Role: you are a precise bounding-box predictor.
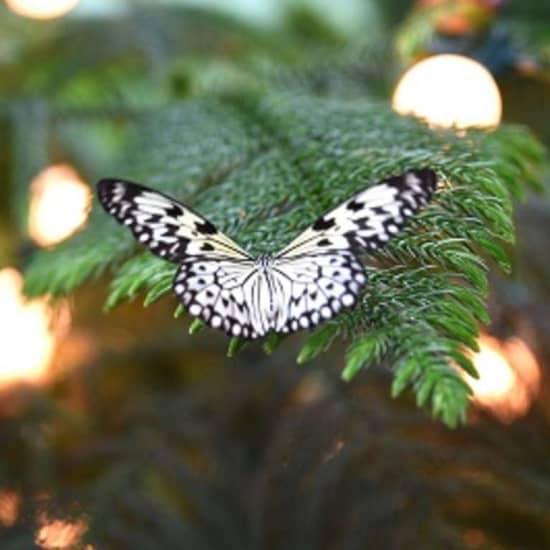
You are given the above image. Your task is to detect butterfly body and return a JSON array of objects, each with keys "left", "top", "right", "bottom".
[{"left": 97, "top": 169, "right": 437, "bottom": 340}]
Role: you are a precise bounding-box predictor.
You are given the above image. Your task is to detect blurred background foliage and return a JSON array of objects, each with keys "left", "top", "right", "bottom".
[{"left": 1, "top": 0, "right": 550, "bottom": 548}]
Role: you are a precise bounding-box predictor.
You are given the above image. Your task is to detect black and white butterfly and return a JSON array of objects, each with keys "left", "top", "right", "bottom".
[{"left": 97, "top": 169, "right": 436, "bottom": 339}]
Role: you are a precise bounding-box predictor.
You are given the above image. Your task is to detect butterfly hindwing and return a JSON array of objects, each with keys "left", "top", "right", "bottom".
[
  {"left": 271, "top": 251, "right": 367, "bottom": 333},
  {"left": 97, "top": 178, "right": 250, "bottom": 263},
  {"left": 173, "top": 257, "right": 263, "bottom": 339},
  {"left": 172, "top": 251, "right": 367, "bottom": 339}
]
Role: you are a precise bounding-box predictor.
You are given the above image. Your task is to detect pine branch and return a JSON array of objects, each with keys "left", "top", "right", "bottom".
[{"left": 23, "top": 92, "right": 547, "bottom": 427}]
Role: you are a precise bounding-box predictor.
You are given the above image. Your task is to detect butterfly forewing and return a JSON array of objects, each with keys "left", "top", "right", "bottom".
[
  {"left": 97, "top": 179, "right": 250, "bottom": 263},
  {"left": 277, "top": 168, "right": 437, "bottom": 258}
]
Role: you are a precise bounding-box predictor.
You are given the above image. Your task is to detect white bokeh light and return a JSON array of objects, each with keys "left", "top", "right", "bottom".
[
  {"left": 4, "top": 0, "right": 80, "bottom": 19},
  {"left": 465, "top": 334, "right": 540, "bottom": 423},
  {"left": 392, "top": 54, "right": 502, "bottom": 130},
  {"left": 28, "top": 164, "right": 91, "bottom": 248},
  {"left": 0, "top": 268, "right": 70, "bottom": 387}
]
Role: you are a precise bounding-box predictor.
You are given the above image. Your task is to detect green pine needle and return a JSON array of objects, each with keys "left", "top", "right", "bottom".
[{"left": 23, "top": 92, "right": 547, "bottom": 427}]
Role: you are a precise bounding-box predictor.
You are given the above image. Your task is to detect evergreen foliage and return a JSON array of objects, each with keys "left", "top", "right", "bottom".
[
  {"left": 0, "top": 2, "right": 541, "bottom": 427},
  {"left": 23, "top": 88, "right": 547, "bottom": 427}
]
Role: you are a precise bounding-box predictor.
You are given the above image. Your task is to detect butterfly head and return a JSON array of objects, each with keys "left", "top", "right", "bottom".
[{"left": 255, "top": 254, "right": 274, "bottom": 270}]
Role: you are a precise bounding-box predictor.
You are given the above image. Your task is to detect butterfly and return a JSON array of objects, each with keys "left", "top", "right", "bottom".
[{"left": 97, "top": 168, "right": 437, "bottom": 339}]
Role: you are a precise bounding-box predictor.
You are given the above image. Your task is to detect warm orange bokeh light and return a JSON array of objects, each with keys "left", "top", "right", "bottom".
[
  {"left": 36, "top": 516, "right": 88, "bottom": 550},
  {"left": 466, "top": 334, "right": 541, "bottom": 423},
  {"left": 0, "top": 491, "right": 20, "bottom": 527},
  {"left": 392, "top": 54, "right": 502, "bottom": 129},
  {"left": 4, "top": 0, "right": 80, "bottom": 19},
  {"left": 0, "top": 268, "right": 70, "bottom": 387},
  {"left": 418, "top": 0, "right": 497, "bottom": 35},
  {"left": 28, "top": 164, "right": 91, "bottom": 248}
]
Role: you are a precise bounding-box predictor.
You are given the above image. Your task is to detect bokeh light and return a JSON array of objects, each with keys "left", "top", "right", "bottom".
[
  {"left": 0, "top": 267, "right": 70, "bottom": 388},
  {"left": 465, "top": 333, "right": 541, "bottom": 423},
  {"left": 392, "top": 54, "right": 502, "bottom": 129},
  {"left": 0, "top": 492, "right": 19, "bottom": 527},
  {"left": 28, "top": 164, "right": 91, "bottom": 248},
  {"left": 4, "top": 0, "right": 80, "bottom": 19},
  {"left": 35, "top": 515, "right": 89, "bottom": 549}
]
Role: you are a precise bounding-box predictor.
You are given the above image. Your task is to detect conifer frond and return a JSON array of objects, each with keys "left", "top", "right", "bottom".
[{"left": 24, "top": 92, "right": 547, "bottom": 426}]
